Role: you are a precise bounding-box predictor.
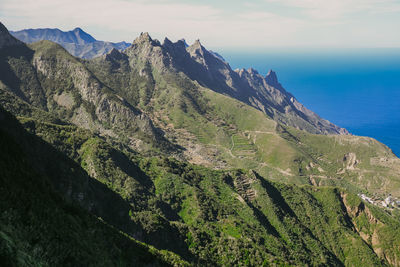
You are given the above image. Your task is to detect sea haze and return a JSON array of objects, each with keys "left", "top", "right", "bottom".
[{"left": 220, "top": 48, "right": 400, "bottom": 156}]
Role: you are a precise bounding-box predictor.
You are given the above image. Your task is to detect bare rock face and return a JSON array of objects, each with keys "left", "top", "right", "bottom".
[
  {"left": 340, "top": 192, "right": 400, "bottom": 266},
  {"left": 343, "top": 152, "right": 359, "bottom": 170},
  {"left": 125, "top": 32, "right": 166, "bottom": 72},
  {"left": 265, "top": 69, "right": 279, "bottom": 87},
  {"left": 0, "top": 25, "right": 172, "bottom": 152},
  {"left": 234, "top": 67, "right": 348, "bottom": 135},
  {"left": 31, "top": 43, "right": 169, "bottom": 148}
]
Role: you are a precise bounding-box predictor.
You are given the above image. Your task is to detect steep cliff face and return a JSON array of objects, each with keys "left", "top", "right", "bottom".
[
  {"left": 236, "top": 67, "right": 349, "bottom": 134},
  {"left": 341, "top": 193, "right": 400, "bottom": 266},
  {"left": 0, "top": 32, "right": 174, "bottom": 152}
]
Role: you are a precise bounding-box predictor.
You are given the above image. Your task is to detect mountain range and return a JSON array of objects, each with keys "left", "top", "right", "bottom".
[
  {"left": 1, "top": 22, "right": 400, "bottom": 266},
  {"left": 10, "top": 27, "right": 130, "bottom": 59}
]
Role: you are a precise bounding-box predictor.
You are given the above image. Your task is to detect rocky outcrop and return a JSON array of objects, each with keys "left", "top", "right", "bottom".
[
  {"left": 30, "top": 41, "right": 170, "bottom": 148},
  {"left": 234, "top": 173, "right": 256, "bottom": 201},
  {"left": 265, "top": 69, "right": 279, "bottom": 88},
  {"left": 343, "top": 152, "right": 359, "bottom": 170},
  {"left": 341, "top": 193, "right": 400, "bottom": 266},
  {"left": 0, "top": 24, "right": 172, "bottom": 152}
]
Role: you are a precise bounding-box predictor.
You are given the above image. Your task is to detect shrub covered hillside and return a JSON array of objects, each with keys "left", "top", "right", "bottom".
[
  {"left": 0, "top": 106, "right": 186, "bottom": 266},
  {"left": 2, "top": 106, "right": 400, "bottom": 266}
]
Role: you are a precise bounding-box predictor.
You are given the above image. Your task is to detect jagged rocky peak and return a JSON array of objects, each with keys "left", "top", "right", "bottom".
[
  {"left": 174, "top": 39, "right": 188, "bottom": 49},
  {"left": 192, "top": 39, "right": 202, "bottom": 47},
  {"left": 105, "top": 47, "right": 126, "bottom": 61},
  {"left": 235, "top": 68, "right": 247, "bottom": 77},
  {"left": 132, "top": 32, "right": 156, "bottom": 45},
  {"left": 187, "top": 39, "right": 204, "bottom": 53},
  {"left": 108, "top": 47, "right": 120, "bottom": 55},
  {"left": 234, "top": 67, "right": 258, "bottom": 78},
  {"left": 162, "top": 37, "right": 173, "bottom": 46},
  {"left": 137, "top": 32, "right": 152, "bottom": 42},
  {"left": 179, "top": 38, "right": 189, "bottom": 47},
  {"left": 128, "top": 32, "right": 163, "bottom": 55},
  {"left": 186, "top": 39, "right": 209, "bottom": 65},
  {"left": 265, "top": 69, "right": 279, "bottom": 86},
  {"left": 70, "top": 27, "right": 96, "bottom": 44},
  {"left": 162, "top": 37, "right": 187, "bottom": 53},
  {"left": 73, "top": 27, "right": 83, "bottom": 32},
  {"left": 0, "top": 22, "right": 23, "bottom": 49},
  {"left": 247, "top": 68, "right": 259, "bottom": 75}
]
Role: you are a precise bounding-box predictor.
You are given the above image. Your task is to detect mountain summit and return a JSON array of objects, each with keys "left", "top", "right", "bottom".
[
  {"left": 71, "top": 27, "right": 97, "bottom": 44},
  {"left": 265, "top": 69, "right": 279, "bottom": 87}
]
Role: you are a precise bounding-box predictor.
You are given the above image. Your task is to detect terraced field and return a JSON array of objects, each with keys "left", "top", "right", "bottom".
[{"left": 231, "top": 134, "right": 257, "bottom": 157}]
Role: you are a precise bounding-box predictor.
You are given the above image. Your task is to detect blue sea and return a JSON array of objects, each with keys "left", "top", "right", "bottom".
[{"left": 220, "top": 48, "right": 400, "bottom": 156}]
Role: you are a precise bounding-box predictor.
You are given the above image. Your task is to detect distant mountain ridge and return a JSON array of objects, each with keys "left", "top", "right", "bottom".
[
  {"left": 11, "top": 27, "right": 96, "bottom": 44},
  {"left": 11, "top": 27, "right": 130, "bottom": 58}
]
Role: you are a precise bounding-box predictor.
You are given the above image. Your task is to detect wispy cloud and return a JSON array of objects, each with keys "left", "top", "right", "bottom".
[
  {"left": 0, "top": 0, "right": 306, "bottom": 46},
  {"left": 1, "top": 0, "right": 400, "bottom": 48},
  {"left": 264, "top": 0, "right": 400, "bottom": 20},
  {"left": 0, "top": 0, "right": 220, "bottom": 42}
]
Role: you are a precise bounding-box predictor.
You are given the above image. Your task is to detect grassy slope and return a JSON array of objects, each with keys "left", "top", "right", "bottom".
[
  {"left": 143, "top": 69, "right": 400, "bottom": 198},
  {"left": 279, "top": 126, "right": 400, "bottom": 196}
]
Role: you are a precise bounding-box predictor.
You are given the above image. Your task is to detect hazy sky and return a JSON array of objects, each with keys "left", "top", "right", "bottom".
[{"left": 1, "top": 0, "right": 400, "bottom": 49}]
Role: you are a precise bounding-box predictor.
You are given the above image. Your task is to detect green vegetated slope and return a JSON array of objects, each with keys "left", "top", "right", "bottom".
[
  {"left": 1, "top": 22, "right": 400, "bottom": 266},
  {"left": 278, "top": 126, "right": 400, "bottom": 196},
  {"left": 0, "top": 107, "right": 186, "bottom": 266},
  {"left": 7, "top": 110, "right": 400, "bottom": 266},
  {"left": 87, "top": 43, "right": 400, "bottom": 199}
]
